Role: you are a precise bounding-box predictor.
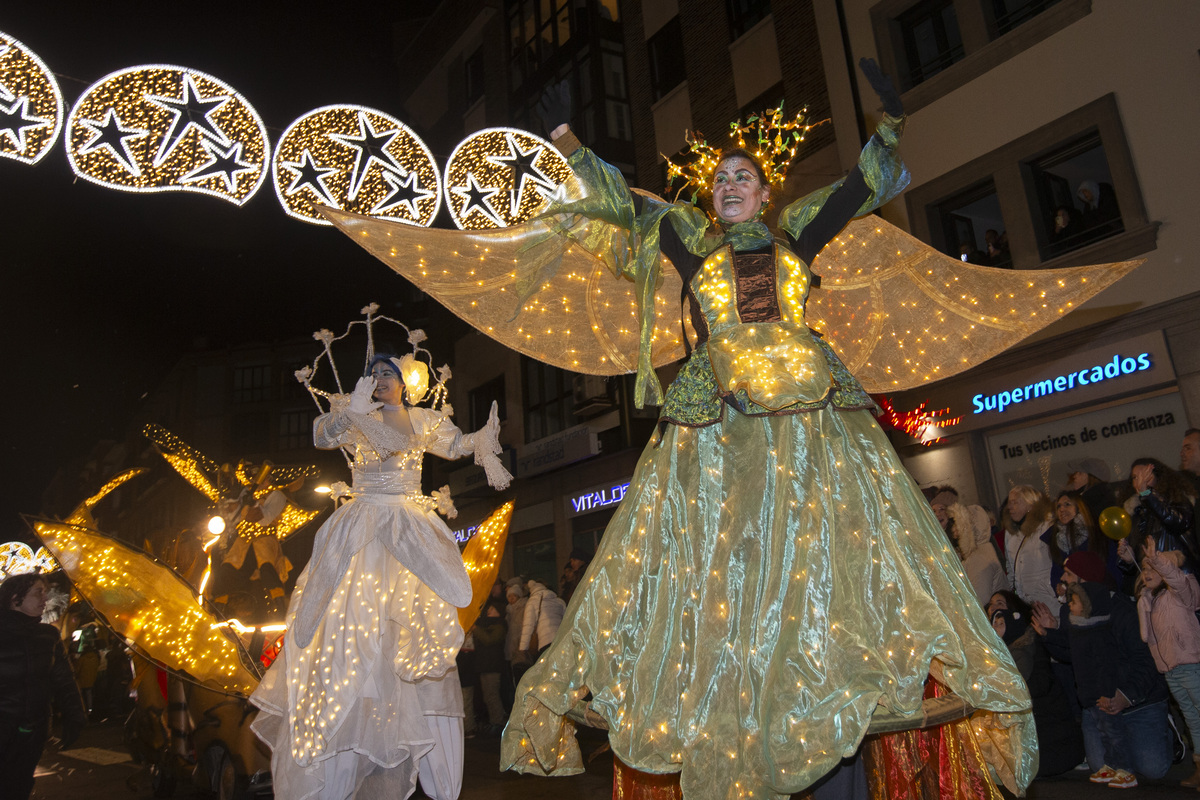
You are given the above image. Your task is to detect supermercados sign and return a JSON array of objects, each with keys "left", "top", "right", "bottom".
[
  {"left": 972, "top": 352, "right": 1154, "bottom": 414},
  {"left": 906, "top": 331, "right": 1176, "bottom": 435}
]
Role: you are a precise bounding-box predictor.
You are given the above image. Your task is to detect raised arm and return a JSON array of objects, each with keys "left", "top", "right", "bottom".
[{"left": 779, "top": 58, "right": 908, "bottom": 263}]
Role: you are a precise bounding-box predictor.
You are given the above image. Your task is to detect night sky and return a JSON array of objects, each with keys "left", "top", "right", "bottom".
[{"left": 0, "top": 3, "right": 435, "bottom": 537}]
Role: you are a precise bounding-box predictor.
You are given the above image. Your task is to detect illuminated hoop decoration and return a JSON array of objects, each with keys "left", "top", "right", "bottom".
[
  {"left": 297, "top": 303, "right": 452, "bottom": 443},
  {"left": 0, "top": 541, "right": 58, "bottom": 578},
  {"left": 0, "top": 30, "right": 64, "bottom": 165},
  {"left": 64, "top": 65, "right": 269, "bottom": 205},
  {"left": 273, "top": 105, "right": 442, "bottom": 227},
  {"left": 442, "top": 127, "right": 572, "bottom": 229}
]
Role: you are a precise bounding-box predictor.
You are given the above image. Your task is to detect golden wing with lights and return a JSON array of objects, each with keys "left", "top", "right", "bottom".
[
  {"left": 458, "top": 500, "right": 514, "bottom": 633},
  {"left": 326, "top": 207, "right": 1138, "bottom": 393},
  {"left": 31, "top": 518, "right": 262, "bottom": 696},
  {"left": 323, "top": 207, "right": 690, "bottom": 376},
  {"left": 806, "top": 217, "right": 1141, "bottom": 392}
]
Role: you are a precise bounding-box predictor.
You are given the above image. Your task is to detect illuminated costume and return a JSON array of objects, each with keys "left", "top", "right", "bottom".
[
  {"left": 250, "top": 320, "right": 511, "bottom": 800},
  {"left": 318, "top": 109, "right": 1138, "bottom": 800}
]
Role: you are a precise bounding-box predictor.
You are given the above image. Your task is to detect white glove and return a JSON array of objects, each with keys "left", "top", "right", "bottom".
[{"left": 349, "top": 376, "right": 383, "bottom": 414}]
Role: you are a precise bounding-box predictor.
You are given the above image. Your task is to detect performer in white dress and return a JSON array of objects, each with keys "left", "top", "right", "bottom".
[{"left": 251, "top": 314, "right": 510, "bottom": 800}]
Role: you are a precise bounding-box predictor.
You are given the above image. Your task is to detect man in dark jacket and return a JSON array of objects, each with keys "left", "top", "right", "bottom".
[
  {"left": 0, "top": 574, "right": 87, "bottom": 799},
  {"left": 1033, "top": 581, "right": 1171, "bottom": 788}
]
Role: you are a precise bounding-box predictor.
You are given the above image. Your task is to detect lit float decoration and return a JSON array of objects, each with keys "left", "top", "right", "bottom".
[
  {"left": 0, "top": 30, "right": 63, "bottom": 165},
  {"left": 273, "top": 105, "right": 442, "bottom": 226},
  {"left": 443, "top": 127, "right": 572, "bottom": 229},
  {"left": 875, "top": 396, "right": 962, "bottom": 446},
  {"left": 143, "top": 423, "right": 320, "bottom": 614},
  {"left": 458, "top": 499, "right": 515, "bottom": 631},
  {"left": 65, "top": 65, "right": 269, "bottom": 204}
]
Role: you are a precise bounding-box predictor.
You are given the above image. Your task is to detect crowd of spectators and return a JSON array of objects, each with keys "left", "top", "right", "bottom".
[{"left": 925, "top": 427, "right": 1200, "bottom": 790}]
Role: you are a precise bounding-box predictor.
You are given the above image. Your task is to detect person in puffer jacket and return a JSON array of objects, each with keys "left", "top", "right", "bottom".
[
  {"left": 1033, "top": 580, "right": 1171, "bottom": 789},
  {"left": 947, "top": 501, "right": 1008, "bottom": 607},
  {"left": 518, "top": 580, "right": 566, "bottom": 661},
  {"left": 1136, "top": 539, "right": 1200, "bottom": 788},
  {"left": 0, "top": 574, "right": 87, "bottom": 800}
]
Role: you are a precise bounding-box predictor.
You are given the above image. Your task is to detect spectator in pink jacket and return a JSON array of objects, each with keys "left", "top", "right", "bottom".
[{"left": 1137, "top": 538, "right": 1200, "bottom": 789}]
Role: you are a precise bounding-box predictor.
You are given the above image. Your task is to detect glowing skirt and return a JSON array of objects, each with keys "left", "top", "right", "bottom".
[
  {"left": 250, "top": 500, "right": 464, "bottom": 800},
  {"left": 500, "top": 407, "right": 1036, "bottom": 800}
]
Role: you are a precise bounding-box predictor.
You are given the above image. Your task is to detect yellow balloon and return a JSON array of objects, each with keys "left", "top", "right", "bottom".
[{"left": 1098, "top": 506, "right": 1132, "bottom": 540}]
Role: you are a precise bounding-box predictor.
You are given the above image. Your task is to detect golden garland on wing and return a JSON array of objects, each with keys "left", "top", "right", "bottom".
[
  {"left": 664, "top": 102, "right": 829, "bottom": 203},
  {"left": 64, "top": 65, "right": 268, "bottom": 204},
  {"left": 458, "top": 500, "right": 515, "bottom": 632},
  {"left": 0, "top": 30, "right": 64, "bottom": 165}
]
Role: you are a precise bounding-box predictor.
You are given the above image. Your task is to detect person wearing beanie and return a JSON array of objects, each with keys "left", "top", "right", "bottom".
[{"left": 1063, "top": 551, "right": 1108, "bottom": 586}]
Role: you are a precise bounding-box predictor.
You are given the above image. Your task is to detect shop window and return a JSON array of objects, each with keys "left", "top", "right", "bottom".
[
  {"left": 906, "top": 95, "right": 1155, "bottom": 271},
  {"left": 1027, "top": 132, "right": 1122, "bottom": 260},
  {"left": 647, "top": 16, "right": 686, "bottom": 102},
  {"left": 233, "top": 364, "right": 271, "bottom": 403},
  {"left": 897, "top": 0, "right": 964, "bottom": 88},
  {"left": 469, "top": 375, "right": 507, "bottom": 431},
  {"left": 278, "top": 408, "right": 317, "bottom": 451},
  {"left": 596, "top": 0, "right": 619, "bottom": 22},
  {"left": 871, "top": 0, "right": 1090, "bottom": 109},
  {"left": 522, "top": 357, "right": 577, "bottom": 443},
  {"left": 934, "top": 180, "right": 1011, "bottom": 267},
  {"left": 727, "top": 0, "right": 772, "bottom": 41}
]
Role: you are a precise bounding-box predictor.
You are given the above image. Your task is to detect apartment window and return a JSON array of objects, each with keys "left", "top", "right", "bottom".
[
  {"left": 988, "top": 0, "right": 1062, "bottom": 37},
  {"left": 871, "top": 0, "right": 1090, "bottom": 109},
  {"left": 1028, "top": 133, "right": 1122, "bottom": 260},
  {"left": 278, "top": 408, "right": 317, "bottom": 451},
  {"left": 646, "top": 16, "right": 686, "bottom": 102},
  {"left": 906, "top": 95, "right": 1155, "bottom": 271},
  {"left": 934, "top": 180, "right": 1011, "bottom": 267},
  {"left": 523, "top": 357, "right": 576, "bottom": 443},
  {"left": 233, "top": 364, "right": 271, "bottom": 403},
  {"left": 465, "top": 48, "right": 485, "bottom": 105},
  {"left": 469, "top": 375, "right": 507, "bottom": 431},
  {"left": 897, "top": 0, "right": 964, "bottom": 87},
  {"left": 727, "top": 0, "right": 772, "bottom": 41}
]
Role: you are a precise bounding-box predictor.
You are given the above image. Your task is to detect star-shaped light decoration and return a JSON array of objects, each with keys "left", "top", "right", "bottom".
[
  {"left": 0, "top": 30, "right": 64, "bottom": 165},
  {"left": 76, "top": 108, "right": 147, "bottom": 175},
  {"left": 281, "top": 148, "right": 336, "bottom": 204},
  {"left": 272, "top": 104, "right": 442, "bottom": 226},
  {"left": 373, "top": 168, "right": 435, "bottom": 218},
  {"left": 443, "top": 127, "right": 572, "bottom": 229},
  {"left": 65, "top": 65, "right": 269, "bottom": 205}
]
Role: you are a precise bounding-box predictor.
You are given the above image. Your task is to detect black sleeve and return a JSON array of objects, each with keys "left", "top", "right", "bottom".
[{"left": 787, "top": 165, "right": 872, "bottom": 265}]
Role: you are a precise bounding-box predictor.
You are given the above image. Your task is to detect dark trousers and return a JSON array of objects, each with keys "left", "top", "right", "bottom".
[{"left": 0, "top": 719, "right": 49, "bottom": 800}]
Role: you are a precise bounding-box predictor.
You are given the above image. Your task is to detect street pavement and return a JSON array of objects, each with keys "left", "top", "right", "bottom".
[{"left": 29, "top": 716, "right": 1199, "bottom": 798}]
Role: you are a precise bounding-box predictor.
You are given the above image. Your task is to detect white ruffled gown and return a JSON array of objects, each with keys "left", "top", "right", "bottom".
[{"left": 250, "top": 402, "right": 501, "bottom": 800}]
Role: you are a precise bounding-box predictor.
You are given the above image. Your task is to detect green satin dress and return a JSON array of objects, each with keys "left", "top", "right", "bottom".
[{"left": 500, "top": 120, "right": 1036, "bottom": 800}]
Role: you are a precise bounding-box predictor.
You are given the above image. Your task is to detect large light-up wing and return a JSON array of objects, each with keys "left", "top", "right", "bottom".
[
  {"left": 31, "top": 519, "right": 261, "bottom": 696},
  {"left": 323, "top": 207, "right": 690, "bottom": 376},
  {"left": 807, "top": 217, "right": 1141, "bottom": 393},
  {"left": 458, "top": 500, "right": 514, "bottom": 633}
]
